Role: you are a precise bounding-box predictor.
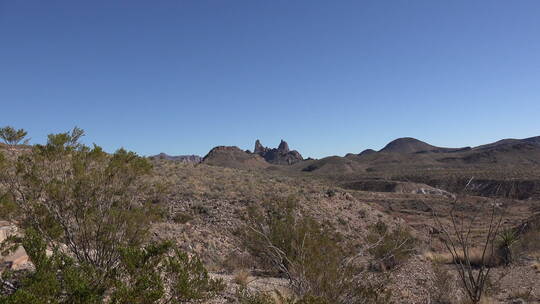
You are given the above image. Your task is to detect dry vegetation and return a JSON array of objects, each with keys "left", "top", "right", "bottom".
[
  {"left": 149, "top": 159, "right": 330, "bottom": 201},
  {"left": 1, "top": 128, "right": 540, "bottom": 303},
  {"left": 115, "top": 158, "right": 540, "bottom": 303}
]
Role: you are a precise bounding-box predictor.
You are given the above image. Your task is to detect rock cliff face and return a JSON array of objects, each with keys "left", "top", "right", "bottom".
[
  {"left": 254, "top": 140, "right": 266, "bottom": 154},
  {"left": 253, "top": 139, "right": 303, "bottom": 165}
]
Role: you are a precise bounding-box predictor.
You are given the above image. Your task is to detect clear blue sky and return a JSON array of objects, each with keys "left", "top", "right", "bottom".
[{"left": 1, "top": 1, "right": 539, "bottom": 158}]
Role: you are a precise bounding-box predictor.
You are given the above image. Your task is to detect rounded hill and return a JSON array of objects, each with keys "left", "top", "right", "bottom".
[
  {"left": 202, "top": 146, "right": 269, "bottom": 169},
  {"left": 379, "top": 137, "right": 437, "bottom": 154}
]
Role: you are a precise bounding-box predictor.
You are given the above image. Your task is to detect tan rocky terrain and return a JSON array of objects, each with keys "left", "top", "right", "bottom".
[
  {"left": 2, "top": 137, "right": 540, "bottom": 303},
  {"left": 144, "top": 161, "right": 540, "bottom": 303}
]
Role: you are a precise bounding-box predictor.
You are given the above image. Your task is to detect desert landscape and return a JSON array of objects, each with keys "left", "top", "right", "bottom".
[
  {"left": 1, "top": 129, "right": 539, "bottom": 303},
  {"left": 2, "top": 1, "right": 539, "bottom": 303}
]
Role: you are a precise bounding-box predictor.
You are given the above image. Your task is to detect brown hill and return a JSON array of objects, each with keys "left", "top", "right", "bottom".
[
  {"left": 358, "top": 149, "right": 377, "bottom": 156},
  {"left": 282, "top": 135, "right": 540, "bottom": 199},
  {"left": 379, "top": 137, "right": 438, "bottom": 153},
  {"left": 475, "top": 136, "right": 540, "bottom": 150},
  {"left": 202, "top": 146, "right": 269, "bottom": 169},
  {"left": 379, "top": 137, "right": 469, "bottom": 154}
]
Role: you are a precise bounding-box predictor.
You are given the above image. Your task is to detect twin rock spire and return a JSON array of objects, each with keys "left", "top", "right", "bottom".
[{"left": 253, "top": 139, "right": 302, "bottom": 165}]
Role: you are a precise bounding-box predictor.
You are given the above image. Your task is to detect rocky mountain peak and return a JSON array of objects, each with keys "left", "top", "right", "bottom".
[
  {"left": 254, "top": 139, "right": 266, "bottom": 154},
  {"left": 278, "top": 140, "right": 290, "bottom": 153},
  {"left": 252, "top": 139, "right": 303, "bottom": 165}
]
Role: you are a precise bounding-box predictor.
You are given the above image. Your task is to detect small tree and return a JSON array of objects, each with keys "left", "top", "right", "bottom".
[
  {"left": 0, "top": 126, "right": 28, "bottom": 146},
  {"left": 431, "top": 197, "right": 503, "bottom": 304},
  {"left": 1, "top": 127, "right": 154, "bottom": 280}
]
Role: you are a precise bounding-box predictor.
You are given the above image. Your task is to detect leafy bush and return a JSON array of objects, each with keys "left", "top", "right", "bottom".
[
  {"left": 0, "top": 230, "right": 224, "bottom": 304},
  {"left": 1, "top": 229, "right": 105, "bottom": 303},
  {"left": 0, "top": 193, "right": 18, "bottom": 221},
  {"left": 0, "top": 126, "right": 224, "bottom": 303},
  {"left": 0, "top": 127, "right": 158, "bottom": 278},
  {"left": 162, "top": 248, "right": 225, "bottom": 302}
]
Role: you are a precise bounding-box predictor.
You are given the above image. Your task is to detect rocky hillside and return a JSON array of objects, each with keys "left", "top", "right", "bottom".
[
  {"left": 146, "top": 160, "right": 540, "bottom": 303},
  {"left": 202, "top": 146, "right": 269, "bottom": 169},
  {"left": 2, "top": 141, "right": 539, "bottom": 303},
  {"left": 188, "top": 135, "right": 540, "bottom": 200},
  {"left": 283, "top": 136, "right": 540, "bottom": 200},
  {"left": 253, "top": 139, "right": 303, "bottom": 165},
  {"left": 474, "top": 135, "right": 540, "bottom": 150},
  {"left": 201, "top": 139, "right": 304, "bottom": 168}
]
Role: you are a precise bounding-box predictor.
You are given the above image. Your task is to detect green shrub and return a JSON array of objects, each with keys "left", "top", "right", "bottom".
[
  {"left": 497, "top": 228, "right": 518, "bottom": 265},
  {"left": 367, "top": 221, "right": 416, "bottom": 270},
  {"left": 1, "top": 229, "right": 105, "bottom": 304},
  {"left": 163, "top": 248, "right": 225, "bottom": 302},
  {"left": 0, "top": 193, "right": 17, "bottom": 221},
  {"left": 1, "top": 230, "right": 224, "bottom": 304},
  {"left": 241, "top": 197, "right": 391, "bottom": 304},
  {"left": 0, "top": 126, "right": 224, "bottom": 304}
]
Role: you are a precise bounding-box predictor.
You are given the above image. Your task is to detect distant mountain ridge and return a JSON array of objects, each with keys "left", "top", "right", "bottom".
[
  {"left": 474, "top": 136, "right": 540, "bottom": 150},
  {"left": 150, "top": 153, "right": 202, "bottom": 163},
  {"left": 358, "top": 135, "right": 540, "bottom": 155},
  {"left": 150, "top": 134, "right": 540, "bottom": 200},
  {"left": 201, "top": 139, "right": 303, "bottom": 168},
  {"left": 151, "top": 135, "right": 540, "bottom": 168},
  {"left": 298, "top": 135, "right": 540, "bottom": 177}
]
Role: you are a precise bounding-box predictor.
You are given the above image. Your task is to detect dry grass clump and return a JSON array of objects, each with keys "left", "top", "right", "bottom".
[
  {"left": 473, "top": 297, "right": 496, "bottom": 304},
  {"left": 172, "top": 212, "right": 193, "bottom": 224},
  {"left": 430, "top": 263, "right": 454, "bottom": 304},
  {"left": 423, "top": 251, "right": 450, "bottom": 264},
  {"left": 235, "top": 288, "right": 296, "bottom": 304},
  {"left": 508, "top": 287, "right": 535, "bottom": 302},
  {"left": 424, "top": 248, "right": 502, "bottom": 268},
  {"left": 366, "top": 221, "right": 417, "bottom": 270},
  {"left": 233, "top": 269, "right": 251, "bottom": 287}
]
